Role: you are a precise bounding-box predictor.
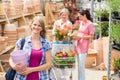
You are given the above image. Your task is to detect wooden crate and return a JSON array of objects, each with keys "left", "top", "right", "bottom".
[{"left": 4, "top": 24, "right": 17, "bottom": 31}]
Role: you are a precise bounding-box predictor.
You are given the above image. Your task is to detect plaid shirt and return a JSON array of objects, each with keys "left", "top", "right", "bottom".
[{"left": 14, "top": 36, "right": 51, "bottom": 80}]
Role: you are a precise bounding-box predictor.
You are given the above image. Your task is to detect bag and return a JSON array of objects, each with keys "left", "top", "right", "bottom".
[
  {"left": 5, "top": 68, "right": 16, "bottom": 80},
  {"left": 5, "top": 38, "right": 25, "bottom": 80}
]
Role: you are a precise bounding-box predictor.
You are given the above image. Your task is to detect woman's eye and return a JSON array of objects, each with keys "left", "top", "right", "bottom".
[
  {"left": 33, "top": 24, "right": 37, "bottom": 26},
  {"left": 38, "top": 25, "right": 41, "bottom": 27}
]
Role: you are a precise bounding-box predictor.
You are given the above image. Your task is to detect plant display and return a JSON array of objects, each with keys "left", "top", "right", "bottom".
[
  {"left": 112, "top": 57, "right": 120, "bottom": 74},
  {"left": 110, "top": 23, "right": 120, "bottom": 51},
  {"left": 113, "top": 58, "right": 120, "bottom": 69},
  {"left": 107, "top": 0, "right": 120, "bottom": 12},
  {"left": 55, "top": 25, "right": 72, "bottom": 41},
  {"left": 55, "top": 50, "right": 76, "bottom": 58},
  {"left": 110, "top": 23, "right": 120, "bottom": 44},
  {"left": 96, "top": 22, "right": 109, "bottom": 38},
  {"left": 95, "top": 9, "right": 109, "bottom": 19},
  {"left": 53, "top": 50, "right": 76, "bottom": 66}
]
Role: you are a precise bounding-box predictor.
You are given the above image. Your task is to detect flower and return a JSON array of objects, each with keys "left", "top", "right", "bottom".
[{"left": 55, "top": 25, "right": 72, "bottom": 41}]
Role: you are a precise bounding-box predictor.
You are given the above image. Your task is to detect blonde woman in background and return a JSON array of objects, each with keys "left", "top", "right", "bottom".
[
  {"left": 9, "top": 16, "right": 52, "bottom": 80},
  {"left": 52, "top": 8, "right": 73, "bottom": 41},
  {"left": 51, "top": 8, "right": 73, "bottom": 80}
]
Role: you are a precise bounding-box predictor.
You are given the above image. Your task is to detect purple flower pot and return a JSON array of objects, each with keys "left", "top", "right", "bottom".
[{"left": 10, "top": 50, "right": 28, "bottom": 66}]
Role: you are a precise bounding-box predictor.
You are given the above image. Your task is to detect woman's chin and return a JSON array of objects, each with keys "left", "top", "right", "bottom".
[{"left": 32, "top": 31, "right": 40, "bottom": 34}]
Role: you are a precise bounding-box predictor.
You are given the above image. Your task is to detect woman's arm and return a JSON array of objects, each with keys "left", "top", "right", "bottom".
[
  {"left": 70, "top": 33, "right": 94, "bottom": 40},
  {"left": 78, "top": 34, "right": 94, "bottom": 39},
  {"left": 70, "top": 23, "right": 94, "bottom": 40}
]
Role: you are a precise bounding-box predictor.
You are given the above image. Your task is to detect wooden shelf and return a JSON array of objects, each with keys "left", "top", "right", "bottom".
[
  {"left": 0, "top": 45, "right": 14, "bottom": 55},
  {"left": 0, "top": 11, "right": 42, "bottom": 24},
  {"left": 24, "top": 13, "right": 34, "bottom": 17},
  {"left": 0, "top": 53, "right": 10, "bottom": 63},
  {"left": 8, "top": 15, "right": 22, "bottom": 20},
  {"left": 35, "top": 11, "right": 42, "bottom": 14},
  {"left": 0, "top": 19, "right": 7, "bottom": 23},
  {"left": 0, "top": 45, "right": 14, "bottom": 72}
]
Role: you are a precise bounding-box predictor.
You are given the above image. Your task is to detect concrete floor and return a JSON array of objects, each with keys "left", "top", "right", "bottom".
[
  {"left": 72, "top": 67, "right": 108, "bottom": 80},
  {"left": 86, "top": 68, "right": 107, "bottom": 80},
  {"left": 0, "top": 67, "right": 110, "bottom": 80},
  {"left": 50, "top": 66, "right": 109, "bottom": 80}
]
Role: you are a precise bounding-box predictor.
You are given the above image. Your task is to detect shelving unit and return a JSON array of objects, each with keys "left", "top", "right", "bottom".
[{"left": 0, "top": 11, "right": 42, "bottom": 24}]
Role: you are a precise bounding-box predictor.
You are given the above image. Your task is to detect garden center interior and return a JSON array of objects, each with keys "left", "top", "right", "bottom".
[{"left": 0, "top": 0, "right": 120, "bottom": 80}]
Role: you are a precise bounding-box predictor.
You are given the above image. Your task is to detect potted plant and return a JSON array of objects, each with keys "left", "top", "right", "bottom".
[
  {"left": 110, "top": 23, "right": 120, "bottom": 51},
  {"left": 113, "top": 58, "right": 120, "bottom": 74},
  {"left": 54, "top": 25, "right": 72, "bottom": 41},
  {"left": 95, "top": 9, "right": 109, "bottom": 21},
  {"left": 95, "top": 21, "right": 109, "bottom": 38},
  {"left": 106, "top": 0, "right": 120, "bottom": 20}
]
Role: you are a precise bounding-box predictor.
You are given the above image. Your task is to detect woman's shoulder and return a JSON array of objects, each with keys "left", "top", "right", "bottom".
[
  {"left": 41, "top": 37, "right": 52, "bottom": 49},
  {"left": 67, "top": 20, "right": 73, "bottom": 25},
  {"left": 55, "top": 19, "right": 61, "bottom": 23},
  {"left": 41, "top": 37, "right": 51, "bottom": 44},
  {"left": 16, "top": 36, "right": 31, "bottom": 44},
  {"left": 87, "top": 20, "right": 94, "bottom": 26}
]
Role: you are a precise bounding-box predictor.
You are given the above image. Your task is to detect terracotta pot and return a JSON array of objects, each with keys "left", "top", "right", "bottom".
[
  {"left": 93, "top": 38, "right": 103, "bottom": 65},
  {"left": 102, "top": 37, "right": 109, "bottom": 68},
  {"left": 113, "top": 66, "right": 118, "bottom": 74},
  {"left": 4, "top": 24, "right": 17, "bottom": 31}
]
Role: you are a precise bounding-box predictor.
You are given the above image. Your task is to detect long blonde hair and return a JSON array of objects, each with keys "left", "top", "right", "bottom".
[{"left": 30, "top": 16, "right": 46, "bottom": 38}]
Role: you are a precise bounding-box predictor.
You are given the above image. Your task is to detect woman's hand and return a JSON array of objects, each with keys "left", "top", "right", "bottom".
[
  {"left": 13, "top": 63, "right": 27, "bottom": 75},
  {"left": 70, "top": 31, "right": 80, "bottom": 40},
  {"left": 21, "top": 67, "right": 34, "bottom": 75},
  {"left": 71, "top": 35, "right": 79, "bottom": 40},
  {"left": 70, "top": 31, "right": 78, "bottom": 37}
]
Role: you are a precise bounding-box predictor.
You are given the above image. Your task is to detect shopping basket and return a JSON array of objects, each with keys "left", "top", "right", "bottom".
[{"left": 51, "top": 41, "right": 75, "bottom": 68}]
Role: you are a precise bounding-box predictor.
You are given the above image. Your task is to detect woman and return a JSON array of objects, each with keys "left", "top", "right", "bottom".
[
  {"left": 70, "top": 9, "right": 94, "bottom": 80},
  {"left": 51, "top": 8, "right": 73, "bottom": 80},
  {"left": 52, "top": 8, "right": 73, "bottom": 41},
  {"left": 9, "top": 16, "right": 52, "bottom": 80}
]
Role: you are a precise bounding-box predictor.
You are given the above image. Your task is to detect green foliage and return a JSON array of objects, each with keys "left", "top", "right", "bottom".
[
  {"left": 54, "top": 56, "right": 75, "bottom": 64},
  {"left": 55, "top": 30, "right": 67, "bottom": 40},
  {"left": 95, "top": 9, "right": 109, "bottom": 18},
  {"left": 96, "top": 22, "right": 109, "bottom": 37},
  {"left": 114, "top": 58, "right": 120, "bottom": 69},
  {"left": 107, "top": 0, "right": 120, "bottom": 12},
  {"left": 110, "top": 23, "right": 120, "bottom": 44}
]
